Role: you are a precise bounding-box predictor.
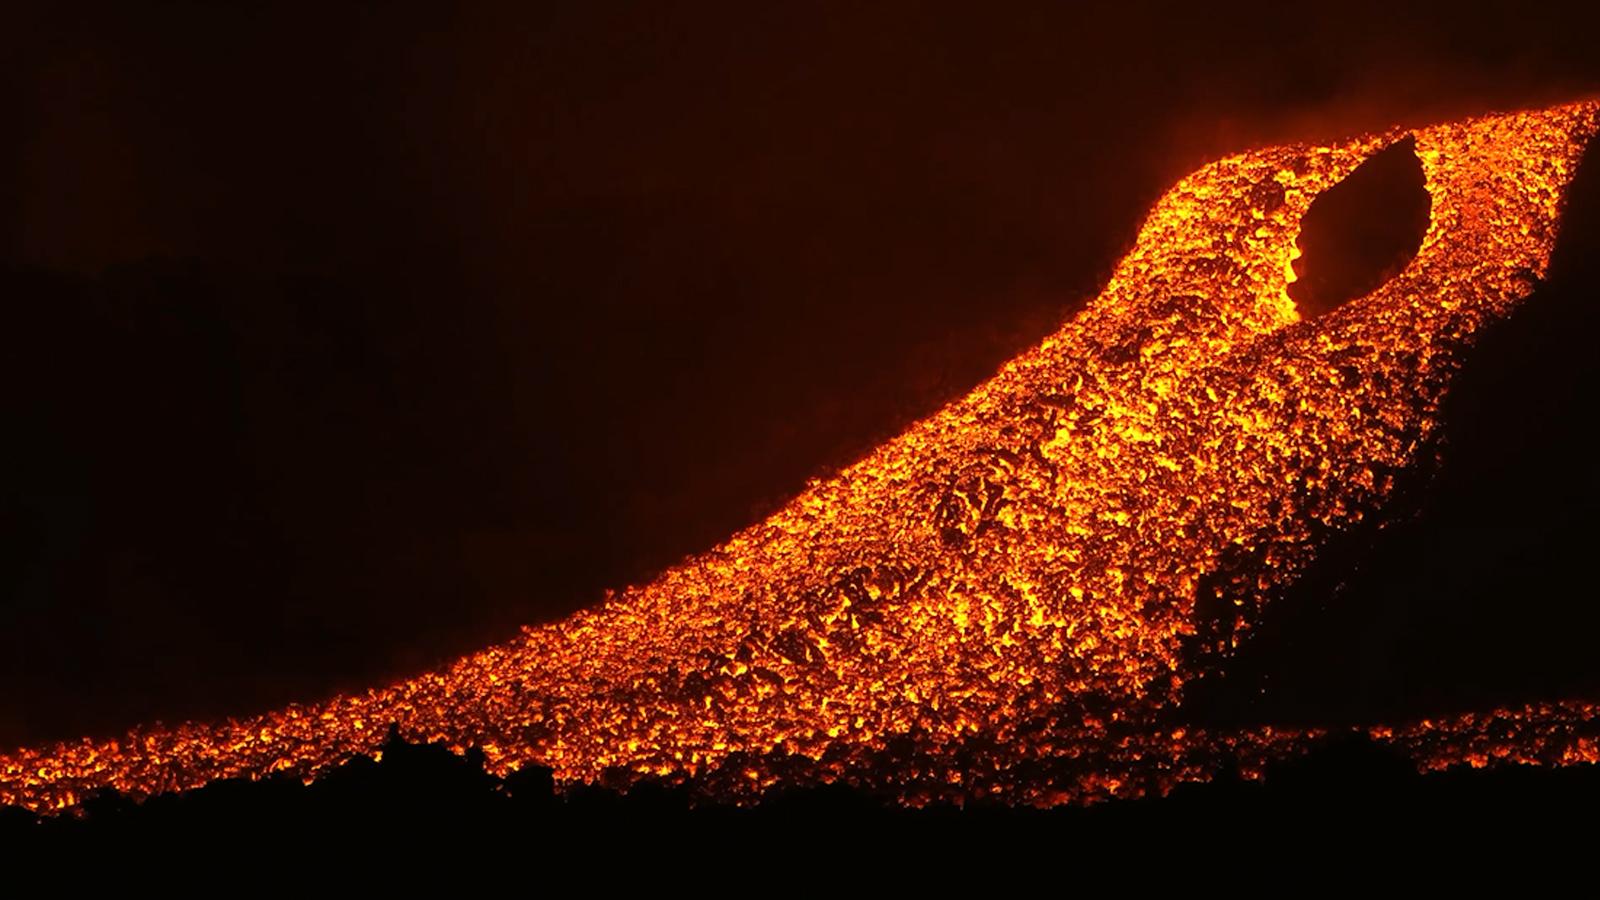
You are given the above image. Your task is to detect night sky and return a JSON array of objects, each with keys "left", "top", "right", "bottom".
[{"left": 6, "top": 2, "right": 1600, "bottom": 754}]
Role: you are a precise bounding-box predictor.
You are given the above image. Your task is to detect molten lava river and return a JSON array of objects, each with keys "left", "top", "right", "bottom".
[{"left": 7, "top": 100, "right": 1600, "bottom": 814}]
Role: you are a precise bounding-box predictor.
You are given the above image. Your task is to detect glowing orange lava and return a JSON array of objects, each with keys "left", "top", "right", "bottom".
[{"left": 6, "top": 100, "right": 1600, "bottom": 814}]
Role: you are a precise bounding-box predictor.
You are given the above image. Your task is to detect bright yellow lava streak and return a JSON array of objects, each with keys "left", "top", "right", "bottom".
[{"left": 5, "top": 100, "right": 1600, "bottom": 814}]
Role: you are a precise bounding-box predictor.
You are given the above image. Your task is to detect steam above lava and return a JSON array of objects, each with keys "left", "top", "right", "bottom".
[{"left": 5, "top": 100, "right": 1600, "bottom": 814}]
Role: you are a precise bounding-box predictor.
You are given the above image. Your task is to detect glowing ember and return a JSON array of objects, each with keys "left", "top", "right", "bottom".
[{"left": 6, "top": 100, "right": 1600, "bottom": 814}]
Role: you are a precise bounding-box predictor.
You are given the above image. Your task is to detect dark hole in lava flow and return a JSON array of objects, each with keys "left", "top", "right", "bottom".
[{"left": 1289, "top": 135, "right": 1432, "bottom": 317}]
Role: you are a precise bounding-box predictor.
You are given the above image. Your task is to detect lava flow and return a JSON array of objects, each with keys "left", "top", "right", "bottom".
[{"left": 6, "top": 100, "right": 1600, "bottom": 815}]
